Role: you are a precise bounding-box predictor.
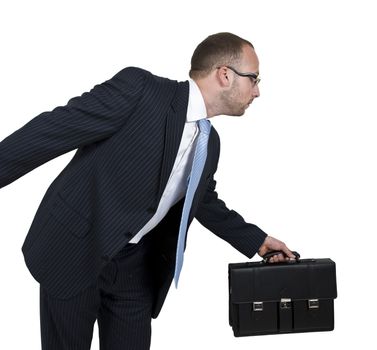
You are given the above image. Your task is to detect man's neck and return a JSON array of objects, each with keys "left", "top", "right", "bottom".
[{"left": 192, "top": 78, "right": 219, "bottom": 118}]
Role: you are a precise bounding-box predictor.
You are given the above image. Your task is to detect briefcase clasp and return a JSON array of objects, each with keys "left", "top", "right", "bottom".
[
  {"left": 280, "top": 298, "right": 292, "bottom": 309},
  {"left": 253, "top": 302, "right": 264, "bottom": 312},
  {"left": 308, "top": 299, "right": 320, "bottom": 309}
]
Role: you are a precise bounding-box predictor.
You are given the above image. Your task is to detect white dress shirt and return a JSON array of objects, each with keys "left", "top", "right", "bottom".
[{"left": 129, "top": 79, "right": 208, "bottom": 243}]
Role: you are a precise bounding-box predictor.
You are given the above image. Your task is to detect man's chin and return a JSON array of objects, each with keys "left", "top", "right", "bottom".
[
  {"left": 230, "top": 111, "right": 245, "bottom": 117},
  {"left": 237, "top": 105, "right": 249, "bottom": 116},
  {"left": 224, "top": 105, "right": 248, "bottom": 117}
]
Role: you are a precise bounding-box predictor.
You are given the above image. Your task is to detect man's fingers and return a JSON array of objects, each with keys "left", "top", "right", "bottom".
[
  {"left": 269, "top": 251, "right": 297, "bottom": 263},
  {"left": 269, "top": 253, "right": 285, "bottom": 263},
  {"left": 282, "top": 246, "right": 295, "bottom": 259},
  {"left": 262, "top": 236, "right": 296, "bottom": 262},
  {"left": 278, "top": 253, "right": 285, "bottom": 262}
]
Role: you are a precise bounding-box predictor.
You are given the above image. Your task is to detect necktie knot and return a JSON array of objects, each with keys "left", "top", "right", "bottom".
[{"left": 198, "top": 118, "right": 211, "bottom": 135}]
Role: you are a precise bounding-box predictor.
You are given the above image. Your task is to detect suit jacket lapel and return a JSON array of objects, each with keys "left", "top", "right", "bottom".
[{"left": 157, "top": 81, "right": 189, "bottom": 200}]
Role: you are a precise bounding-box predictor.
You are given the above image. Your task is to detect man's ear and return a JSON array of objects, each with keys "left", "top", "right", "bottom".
[{"left": 216, "top": 66, "right": 232, "bottom": 88}]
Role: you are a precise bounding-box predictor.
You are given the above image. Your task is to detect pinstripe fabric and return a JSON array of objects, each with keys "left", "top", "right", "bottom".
[
  {"left": 0, "top": 66, "right": 268, "bottom": 348},
  {"left": 40, "top": 231, "right": 156, "bottom": 350}
]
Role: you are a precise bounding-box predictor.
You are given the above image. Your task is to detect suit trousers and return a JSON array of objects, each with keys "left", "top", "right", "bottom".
[{"left": 39, "top": 233, "right": 156, "bottom": 350}]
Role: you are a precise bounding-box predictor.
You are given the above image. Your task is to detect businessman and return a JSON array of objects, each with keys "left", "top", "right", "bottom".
[{"left": 0, "top": 32, "right": 295, "bottom": 349}]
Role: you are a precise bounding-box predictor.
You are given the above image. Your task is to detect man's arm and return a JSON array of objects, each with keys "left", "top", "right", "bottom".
[
  {"left": 195, "top": 176, "right": 295, "bottom": 261},
  {"left": 195, "top": 176, "right": 267, "bottom": 258},
  {"left": 0, "top": 67, "right": 146, "bottom": 189}
]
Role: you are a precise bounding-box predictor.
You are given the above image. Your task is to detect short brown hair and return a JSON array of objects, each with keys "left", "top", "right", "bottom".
[{"left": 189, "top": 32, "right": 254, "bottom": 79}]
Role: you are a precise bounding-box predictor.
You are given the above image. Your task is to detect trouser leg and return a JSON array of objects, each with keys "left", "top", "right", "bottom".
[
  {"left": 39, "top": 234, "right": 156, "bottom": 350},
  {"left": 39, "top": 283, "right": 100, "bottom": 350},
  {"left": 97, "top": 237, "right": 155, "bottom": 350}
]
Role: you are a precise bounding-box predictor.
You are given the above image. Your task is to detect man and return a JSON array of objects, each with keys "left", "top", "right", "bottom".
[{"left": 0, "top": 32, "right": 295, "bottom": 349}]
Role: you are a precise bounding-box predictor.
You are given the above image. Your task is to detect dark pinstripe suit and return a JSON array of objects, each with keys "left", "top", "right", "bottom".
[{"left": 0, "top": 67, "right": 267, "bottom": 349}]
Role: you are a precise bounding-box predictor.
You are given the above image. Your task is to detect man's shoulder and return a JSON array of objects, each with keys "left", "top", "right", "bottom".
[
  {"left": 112, "top": 66, "right": 180, "bottom": 85},
  {"left": 115, "top": 66, "right": 151, "bottom": 76},
  {"left": 109, "top": 66, "right": 187, "bottom": 103},
  {"left": 109, "top": 66, "right": 151, "bottom": 85}
]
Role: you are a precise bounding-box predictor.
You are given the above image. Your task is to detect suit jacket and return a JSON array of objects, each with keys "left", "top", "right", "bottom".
[{"left": 0, "top": 67, "right": 267, "bottom": 318}]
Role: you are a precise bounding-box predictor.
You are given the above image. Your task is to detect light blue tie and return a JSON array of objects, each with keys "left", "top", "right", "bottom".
[{"left": 174, "top": 118, "right": 212, "bottom": 287}]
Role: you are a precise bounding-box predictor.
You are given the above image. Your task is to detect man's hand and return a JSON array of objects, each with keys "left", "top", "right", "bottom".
[{"left": 258, "top": 235, "right": 296, "bottom": 263}]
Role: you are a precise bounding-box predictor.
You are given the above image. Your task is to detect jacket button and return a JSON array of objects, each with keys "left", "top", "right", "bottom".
[{"left": 124, "top": 232, "right": 133, "bottom": 239}]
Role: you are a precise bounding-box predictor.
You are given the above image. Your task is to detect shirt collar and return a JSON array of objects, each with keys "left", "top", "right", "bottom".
[{"left": 186, "top": 79, "right": 208, "bottom": 122}]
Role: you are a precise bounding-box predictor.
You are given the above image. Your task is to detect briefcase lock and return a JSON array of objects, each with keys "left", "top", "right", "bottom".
[
  {"left": 280, "top": 298, "right": 292, "bottom": 309},
  {"left": 308, "top": 299, "right": 320, "bottom": 309},
  {"left": 253, "top": 302, "right": 264, "bottom": 312}
]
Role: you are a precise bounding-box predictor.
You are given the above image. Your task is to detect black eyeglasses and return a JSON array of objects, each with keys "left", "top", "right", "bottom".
[{"left": 218, "top": 66, "right": 261, "bottom": 87}]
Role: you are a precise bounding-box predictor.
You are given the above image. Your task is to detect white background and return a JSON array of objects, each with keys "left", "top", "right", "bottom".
[{"left": 1, "top": 0, "right": 376, "bottom": 348}]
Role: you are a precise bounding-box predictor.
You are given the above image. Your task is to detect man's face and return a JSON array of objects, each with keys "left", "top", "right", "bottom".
[{"left": 220, "top": 45, "right": 260, "bottom": 116}]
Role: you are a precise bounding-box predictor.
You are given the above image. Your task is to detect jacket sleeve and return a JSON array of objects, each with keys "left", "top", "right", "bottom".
[
  {"left": 0, "top": 66, "right": 146, "bottom": 188},
  {"left": 195, "top": 176, "right": 268, "bottom": 259}
]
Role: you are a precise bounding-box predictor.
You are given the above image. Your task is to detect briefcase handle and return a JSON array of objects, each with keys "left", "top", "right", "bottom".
[{"left": 262, "top": 250, "right": 301, "bottom": 263}]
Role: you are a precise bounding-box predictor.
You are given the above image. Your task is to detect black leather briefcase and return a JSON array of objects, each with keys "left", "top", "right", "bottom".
[{"left": 228, "top": 251, "right": 337, "bottom": 336}]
